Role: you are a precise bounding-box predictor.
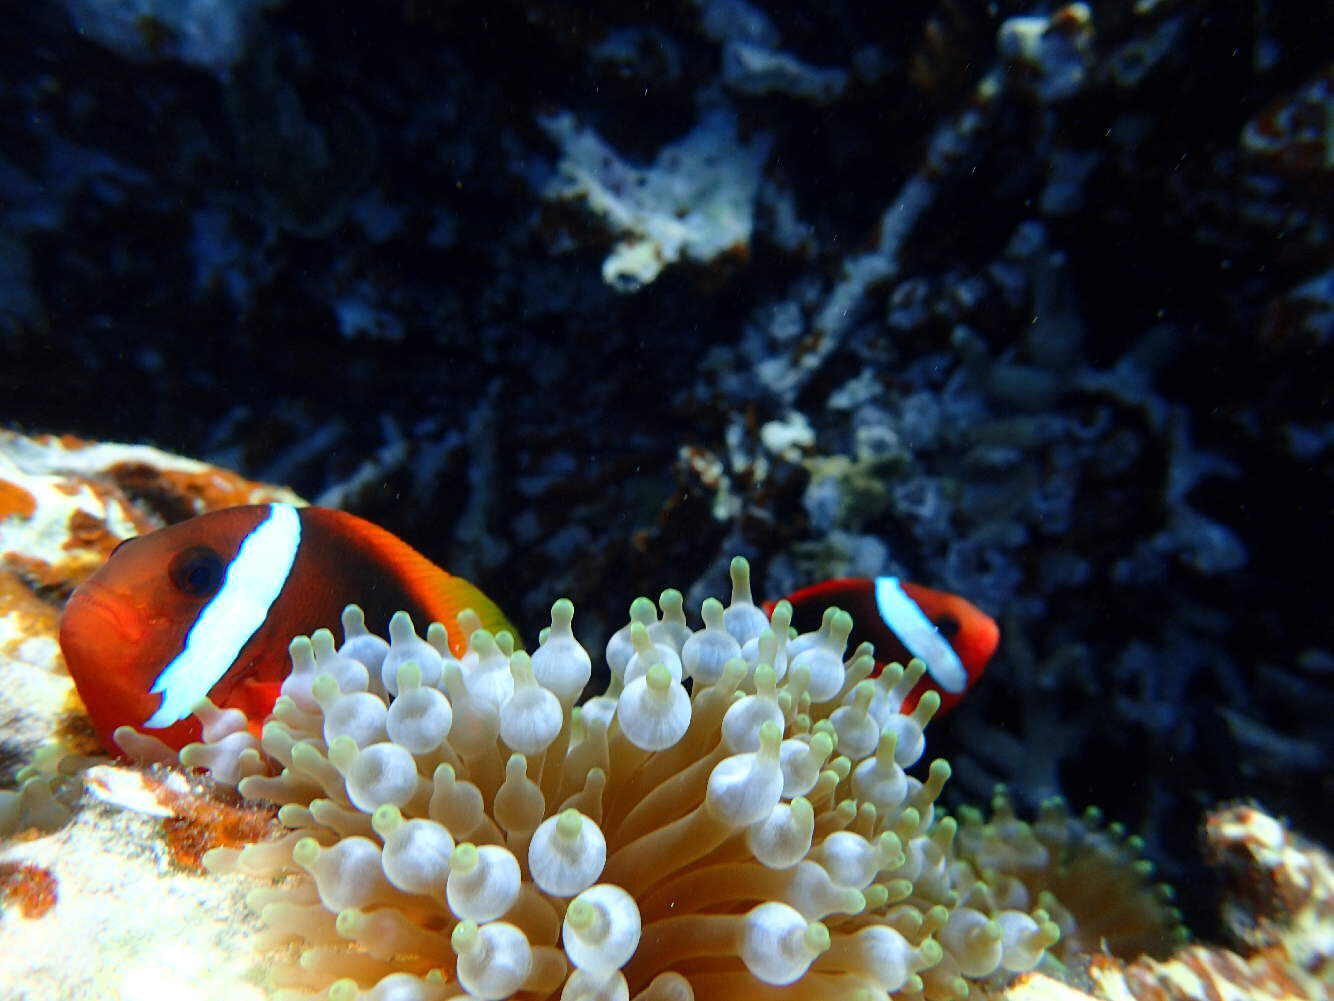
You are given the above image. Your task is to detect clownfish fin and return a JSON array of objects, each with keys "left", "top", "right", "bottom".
[{"left": 302, "top": 508, "right": 520, "bottom": 654}]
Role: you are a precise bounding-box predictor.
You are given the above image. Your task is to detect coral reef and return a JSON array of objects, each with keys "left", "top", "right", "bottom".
[
  {"left": 58, "top": 0, "right": 275, "bottom": 73},
  {"left": 0, "top": 441, "right": 1330, "bottom": 999},
  {"left": 1079, "top": 803, "right": 1334, "bottom": 1001},
  {"left": 540, "top": 108, "right": 772, "bottom": 292},
  {"left": 0, "top": 759, "right": 270, "bottom": 1001},
  {"left": 1, "top": 0, "right": 1332, "bottom": 989}
]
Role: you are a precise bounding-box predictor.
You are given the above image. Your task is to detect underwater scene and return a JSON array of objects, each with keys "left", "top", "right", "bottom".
[{"left": 1, "top": 1, "right": 1331, "bottom": 999}]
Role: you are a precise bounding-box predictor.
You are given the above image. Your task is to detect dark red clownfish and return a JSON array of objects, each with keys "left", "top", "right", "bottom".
[
  {"left": 59, "top": 503, "right": 516, "bottom": 753},
  {"left": 765, "top": 577, "right": 998, "bottom": 714}
]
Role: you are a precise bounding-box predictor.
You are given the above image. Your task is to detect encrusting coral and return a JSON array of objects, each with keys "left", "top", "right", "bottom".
[{"left": 136, "top": 557, "right": 1064, "bottom": 1001}]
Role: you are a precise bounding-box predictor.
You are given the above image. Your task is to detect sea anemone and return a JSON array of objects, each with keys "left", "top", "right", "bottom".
[
  {"left": 0, "top": 745, "right": 83, "bottom": 836},
  {"left": 953, "top": 789, "right": 1186, "bottom": 963},
  {"left": 172, "top": 557, "right": 1060, "bottom": 1000}
]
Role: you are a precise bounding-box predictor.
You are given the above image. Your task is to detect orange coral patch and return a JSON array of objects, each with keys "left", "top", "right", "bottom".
[
  {"left": 32, "top": 433, "right": 92, "bottom": 451},
  {"left": 107, "top": 462, "right": 288, "bottom": 524},
  {"left": 0, "top": 862, "right": 58, "bottom": 919},
  {"left": 159, "top": 784, "right": 281, "bottom": 870},
  {"left": 61, "top": 509, "right": 121, "bottom": 557},
  {"left": 0, "top": 480, "right": 37, "bottom": 521},
  {"left": 0, "top": 569, "right": 61, "bottom": 635},
  {"left": 2, "top": 552, "right": 88, "bottom": 600}
]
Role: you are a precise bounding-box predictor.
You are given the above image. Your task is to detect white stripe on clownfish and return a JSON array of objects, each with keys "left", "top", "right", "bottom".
[
  {"left": 874, "top": 575, "right": 968, "bottom": 694},
  {"left": 143, "top": 503, "right": 302, "bottom": 728}
]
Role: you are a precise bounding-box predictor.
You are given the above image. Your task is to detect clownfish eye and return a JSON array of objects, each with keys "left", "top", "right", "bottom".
[
  {"left": 933, "top": 614, "right": 960, "bottom": 639},
  {"left": 168, "top": 546, "right": 225, "bottom": 598}
]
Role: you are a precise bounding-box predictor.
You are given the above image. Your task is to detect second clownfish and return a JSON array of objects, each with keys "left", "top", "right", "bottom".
[
  {"left": 59, "top": 503, "right": 516, "bottom": 752},
  {"left": 766, "top": 577, "right": 998, "bottom": 713}
]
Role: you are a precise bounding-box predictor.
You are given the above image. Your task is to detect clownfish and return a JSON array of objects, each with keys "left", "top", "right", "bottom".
[
  {"left": 765, "top": 577, "right": 998, "bottom": 713},
  {"left": 59, "top": 503, "right": 516, "bottom": 752}
]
